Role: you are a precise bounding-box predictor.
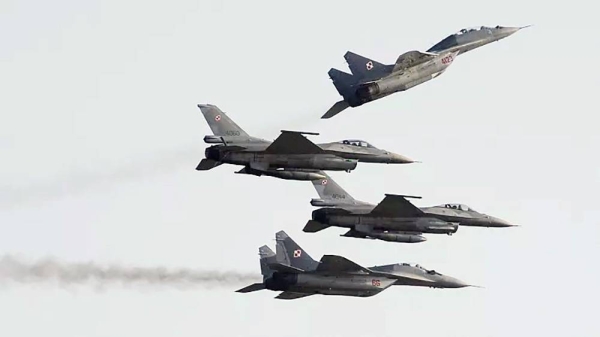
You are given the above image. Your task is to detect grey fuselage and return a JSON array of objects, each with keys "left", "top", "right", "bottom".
[
  {"left": 427, "top": 26, "right": 525, "bottom": 55},
  {"left": 264, "top": 272, "right": 395, "bottom": 297},
  {"left": 264, "top": 264, "right": 467, "bottom": 298},
  {"left": 369, "top": 263, "right": 469, "bottom": 288},
  {"left": 347, "top": 50, "right": 457, "bottom": 107},
  {"left": 318, "top": 141, "right": 413, "bottom": 164},
  {"left": 203, "top": 136, "right": 413, "bottom": 169},
  {"left": 205, "top": 145, "right": 356, "bottom": 171},
  {"left": 204, "top": 136, "right": 356, "bottom": 172},
  {"left": 311, "top": 207, "right": 459, "bottom": 235},
  {"left": 312, "top": 200, "right": 514, "bottom": 228},
  {"left": 421, "top": 204, "right": 514, "bottom": 227}
]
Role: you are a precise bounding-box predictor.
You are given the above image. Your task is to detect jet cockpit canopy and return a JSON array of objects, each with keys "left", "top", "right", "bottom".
[
  {"left": 340, "top": 139, "right": 376, "bottom": 148},
  {"left": 439, "top": 203, "right": 477, "bottom": 212},
  {"left": 414, "top": 264, "right": 441, "bottom": 275},
  {"left": 456, "top": 26, "right": 494, "bottom": 35}
]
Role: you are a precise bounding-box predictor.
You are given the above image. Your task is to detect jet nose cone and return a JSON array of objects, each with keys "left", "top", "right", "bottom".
[
  {"left": 444, "top": 277, "right": 471, "bottom": 288},
  {"left": 498, "top": 26, "right": 528, "bottom": 38},
  {"left": 389, "top": 153, "right": 416, "bottom": 164},
  {"left": 489, "top": 216, "right": 517, "bottom": 228},
  {"left": 504, "top": 27, "right": 521, "bottom": 35}
]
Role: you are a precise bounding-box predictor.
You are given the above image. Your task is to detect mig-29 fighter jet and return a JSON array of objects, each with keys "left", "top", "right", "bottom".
[
  {"left": 322, "top": 49, "right": 460, "bottom": 119},
  {"left": 306, "top": 173, "right": 517, "bottom": 243},
  {"left": 196, "top": 104, "right": 414, "bottom": 181},
  {"left": 323, "top": 25, "right": 529, "bottom": 119},
  {"left": 427, "top": 25, "right": 530, "bottom": 55},
  {"left": 236, "top": 230, "right": 471, "bottom": 300}
]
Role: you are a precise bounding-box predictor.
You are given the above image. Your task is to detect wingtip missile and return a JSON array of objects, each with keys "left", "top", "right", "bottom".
[
  {"left": 384, "top": 193, "right": 422, "bottom": 199},
  {"left": 280, "top": 130, "right": 320, "bottom": 136}
]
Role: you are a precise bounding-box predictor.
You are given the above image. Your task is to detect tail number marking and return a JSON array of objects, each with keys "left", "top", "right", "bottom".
[
  {"left": 441, "top": 55, "right": 454, "bottom": 64},
  {"left": 371, "top": 279, "right": 381, "bottom": 287}
]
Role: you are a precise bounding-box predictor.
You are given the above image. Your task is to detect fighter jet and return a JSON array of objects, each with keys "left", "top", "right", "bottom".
[
  {"left": 196, "top": 104, "right": 413, "bottom": 181},
  {"left": 322, "top": 49, "right": 460, "bottom": 119},
  {"left": 306, "top": 173, "right": 517, "bottom": 243},
  {"left": 427, "top": 25, "right": 530, "bottom": 55},
  {"left": 236, "top": 230, "right": 471, "bottom": 299}
]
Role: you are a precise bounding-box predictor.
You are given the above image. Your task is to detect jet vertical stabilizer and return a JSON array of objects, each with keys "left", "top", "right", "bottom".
[
  {"left": 275, "top": 231, "right": 319, "bottom": 271},
  {"left": 197, "top": 104, "right": 249, "bottom": 137}
]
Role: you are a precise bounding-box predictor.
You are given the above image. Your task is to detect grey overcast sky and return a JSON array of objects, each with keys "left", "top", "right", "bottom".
[{"left": 1, "top": 0, "right": 598, "bottom": 336}]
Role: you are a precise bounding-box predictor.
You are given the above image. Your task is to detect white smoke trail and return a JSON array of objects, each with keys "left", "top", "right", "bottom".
[
  {"left": 0, "top": 145, "right": 201, "bottom": 209},
  {"left": 0, "top": 114, "right": 321, "bottom": 209},
  {"left": 0, "top": 255, "right": 260, "bottom": 290}
]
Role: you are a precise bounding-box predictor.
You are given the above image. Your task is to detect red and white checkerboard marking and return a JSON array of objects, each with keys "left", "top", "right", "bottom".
[
  {"left": 366, "top": 61, "right": 374, "bottom": 70},
  {"left": 215, "top": 115, "right": 221, "bottom": 122},
  {"left": 293, "top": 249, "right": 302, "bottom": 258},
  {"left": 321, "top": 179, "right": 328, "bottom": 185}
]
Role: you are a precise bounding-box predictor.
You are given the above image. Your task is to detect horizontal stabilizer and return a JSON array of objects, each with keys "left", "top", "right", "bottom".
[
  {"left": 316, "top": 255, "right": 369, "bottom": 273},
  {"left": 303, "top": 220, "right": 330, "bottom": 233},
  {"left": 369, "top": 194, "right": 424, "bottom": 217},
  {"left": 275, "top": 291, "right": 313, "bottom": 300},
  {"left": 267, "top": 262, "right": 305, "bottom": 274},
  {"left": 264, "top": 131, "right": 324, "bottom": 154},
  {"left": 236, "top": 283, "right": 265, "bottom": 293},
  {"left": 322, "top": 101, "right": 350, "bottom": 119},
  {"left": 196, "top": 159, "right": 222, "bottom": 171}
]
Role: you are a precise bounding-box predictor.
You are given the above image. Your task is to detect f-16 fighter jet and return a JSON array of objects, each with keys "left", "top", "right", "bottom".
[
  {"left": 306, "top": 173, "right": 517, "bottom": 243},
  {"left": 427, "top": 25, "right": 530, "bottom": 55},
  {"left": 196, "top": 104, "right": 413, "bottom": 181},
  {"left": 236, "top": 231, "right": 470, "bottom": 299},
  {"left": 322, "top": 49, "right": 460, "bottom": 119}
]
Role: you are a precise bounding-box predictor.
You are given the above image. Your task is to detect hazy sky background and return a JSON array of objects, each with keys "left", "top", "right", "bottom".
[{"left": 1, "top": 0, "right": 599, "bottom": 336}]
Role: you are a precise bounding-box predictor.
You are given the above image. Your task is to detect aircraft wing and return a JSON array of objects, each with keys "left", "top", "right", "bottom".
[
  {"left": 369, "top": 194, "right": 424, "bottom": 217},
  {"left": 392, "top": 50, "right": 438, "bottom": 72},
  {"left": 264, "top": 130, "right": 325, "bottom": 154},
  {"left": 275, "top": 291, "right": 314, "bottom": 300},
  {"left": 316, "top": 255, "right": 370, "bottom": 273}
]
